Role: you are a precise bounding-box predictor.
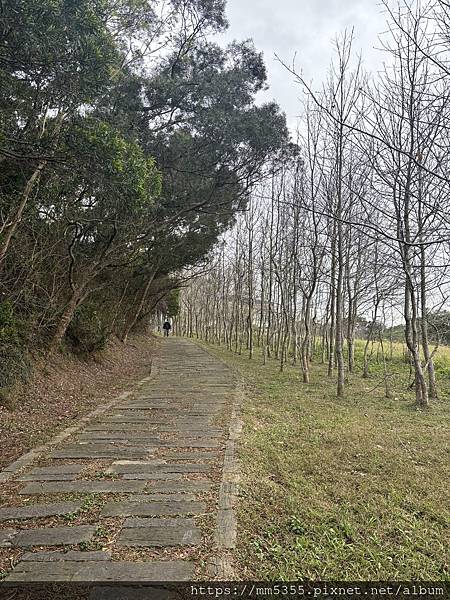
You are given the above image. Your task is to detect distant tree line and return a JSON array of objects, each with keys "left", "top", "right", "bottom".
[{"left": 0, "top": 0, "right": 288, "bottom": 390}]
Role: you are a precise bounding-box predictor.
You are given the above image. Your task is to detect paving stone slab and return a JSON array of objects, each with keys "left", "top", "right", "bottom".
[
  {"left": 12, "top": 525, "right": 96, "bottom": 547},
  {"left": 219, "top": 482, "right": 238, "bottom": 510},
  {"left": 27, "top": 464, "right": 86, "bottom": 475},
  {"left": 128, "top": 396, "right": 171, "bottom": 401},
  {"left": 159, "top": 431, "right": 223, "bottom": 439},
  {"left": 158, "top": 441, "right": 220, "bottom": 448},
  {"left": 6, "top": 560, "right": 194, "bottom": 581},
  {"left": 128, "top": 494, "right": 197, "bottom": 502},
  {"left": 132, "top": 395, "right": 168, "bottom": 399},
  {"left": 61, "top": 443, "right": 148, "bottom": 451},
  {"left": 125, "top": 397, "right": 170, "bottom": 401},
  {"left": 112, "top": 460, "right": 168, "bottom": 466},
  {"left": 187, "top": 406, "right": 223, "bottom": 411},
  {"left": 77, "top": 433, "right": 162, "bottom": 441},
  {"left": 110, "top": 412, "right": 168, "bottom": 419},
  {"left": 17, "top": 473, "right": 77, "bottom": 481},
  {"left": 179, "top": 416, "right": 221, "bottom": 422},
  {"left": 119, "top": 520, "right": 201, "bottom": 547},
  {"left": 123, "top": 517, "right": 195, "bottom": 527},
  {"left": 101, "top": 501, "right": 205, "bottom": 517},
  {"left": 121, "top": 473, "right": 182, "bottom": 480},
  {"left": 103, "top": 417, "right": 167, "bottom": 423},
  {"left": 171, "top": 436, "right": 223, "bottom": 443},
  {"left": 109, "top": 463, "right": 210, "bottom": 474},
  {"left": 161, "top": 451, "right": 219, "bottom": 460},
  {"left": 2, "top": 454, "right": 39, "bottom": 473},
  {"left": 0, "top": 529, "right": 17, "bottom": 547},
  {"left": 122, "top": 408, "right": 173, "bottom": 414},
  {"left": 0, "top": 501, "right": 82, "bottom": 521},
  {"left": 157, "top": 425, "right": 222, "bottom": 433},
  {"left": 174, "top": 410, "right": 213, "bottom": 414},
  {"left": 120, "top": 406, "right": 172, "bottom": 411},
  {"left": 21, "top": 550, "right": 111, "bottom": 561},
  {"left": 19, "top": 480, "right": 146, "bottom": 495},
  {"left": 172, "top": 425, "right": 215, "bottom": 429},
  {"left": 122, "top": 403, "right": 178, "bottom": 408},
  {"left": 85, "top": 424, "right": 158, "bottom": 431},
  {"left": 173, "top": 415, "right": 212, "bottom": 420},
  {"left": 193, "top": 401, "right": 228, "bottom": 406},
  {"left": 50, "top": 450, "right": 150, "bottom": 459},
  {"left": 215, "top": 508, "right": 236, "bottom": 549},
  {"left": 145, "top": 481, "right": 211, "bottom": 493}
]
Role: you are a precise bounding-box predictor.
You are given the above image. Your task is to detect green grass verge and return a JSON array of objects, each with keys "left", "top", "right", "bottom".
[{"left": 199, "top": 341, "right": 449, "bottom": 581}]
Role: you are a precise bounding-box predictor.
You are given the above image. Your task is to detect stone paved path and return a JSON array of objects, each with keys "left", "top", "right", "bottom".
[{"left": 0, "top": 338, "right": 238, "bottom": 585}]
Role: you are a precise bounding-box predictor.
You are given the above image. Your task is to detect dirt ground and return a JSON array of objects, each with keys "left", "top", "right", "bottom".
[{"left": 0, "top": 334, "right": 158, "bottom": 469}]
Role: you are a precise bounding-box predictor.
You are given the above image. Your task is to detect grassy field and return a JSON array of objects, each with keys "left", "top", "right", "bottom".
[
  {"left": 352, "top": 338, "right": 450, "bottom": 386},
  {"left": 200, "top": 340, "right": 449, "bottom": 580}
]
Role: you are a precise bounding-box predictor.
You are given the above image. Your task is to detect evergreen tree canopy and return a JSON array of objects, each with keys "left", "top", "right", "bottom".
[{"left": 0, "top": 0, "right": 288, "bottom": 354}]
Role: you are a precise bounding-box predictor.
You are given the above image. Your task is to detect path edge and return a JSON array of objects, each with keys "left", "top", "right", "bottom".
[{"left": 193, "top": 340, "right": 243, "bottom": 580}]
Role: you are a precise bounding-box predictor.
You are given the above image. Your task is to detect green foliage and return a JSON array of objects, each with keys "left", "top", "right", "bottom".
[
  {"left": 0, "top": 344, "right": 30, "bottom": 392},
  {"left": 66, "top": 304, "right": 109, "bottom": 354},
  {"left": 0, "top": 0, "right": 119, "bottom": 107},
  {"left": 0, "top": 300, "right": 25, "bottom": 346},
  {"left": 288, "top": 516, "right": 306, "bottom": 535},
  {"left": 78, "top": 541, "right": 90, "bottom": 551},
  {"left": 166, "top": 289, "right": 181, "bottom": 318},
  {"left": 0, "top": 301, "right": 30, "bottom": 391},
  {"left": 0, "top": 0, "right": 288, "bottom": 359},
  {"left": 66, "top": 119, "right": 162, "bottom": 210},
  {"left": 384, "top": 312, "right": 450, "bottom": 346}
]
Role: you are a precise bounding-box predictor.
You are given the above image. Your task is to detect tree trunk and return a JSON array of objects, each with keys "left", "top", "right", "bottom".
[
  {"left": 301, "top": 295, "right": 312, "bottom": 383},
  {"left": 328, "top": 226, "right": 337, "bottom": 377},
  {"left": 0, "top": 161, "right": 47, "bottom": 265},
  {"left": 404, "top": 273, "right": 428, "bottom": 408},
  {"left": 49, "top": 285, "right": 88, "bottom": 351},
  {"left": 122, "top": 269, "right": 157, "bottom": 343},
  {"left": 420, "top": 245, "right": 438, "bottom": 399}
]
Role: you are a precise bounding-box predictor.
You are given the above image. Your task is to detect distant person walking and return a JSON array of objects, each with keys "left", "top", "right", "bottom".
[{"left": 163, "top": 320, "right": 172, "bottom": 337}]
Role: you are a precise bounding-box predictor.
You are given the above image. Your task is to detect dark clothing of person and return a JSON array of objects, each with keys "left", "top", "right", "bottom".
[{"left": 163, "top": 321, "right": 171, "bottom": 337}]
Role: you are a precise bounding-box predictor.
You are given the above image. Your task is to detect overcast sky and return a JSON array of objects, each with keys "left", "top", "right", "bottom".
[{"left": 217, "top": 0, "right": 389, "bottom": 130}]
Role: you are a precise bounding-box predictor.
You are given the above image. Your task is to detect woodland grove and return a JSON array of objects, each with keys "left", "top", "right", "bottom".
[{"left": 0, "top": 0, "right": 288, "bottom": 391}]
